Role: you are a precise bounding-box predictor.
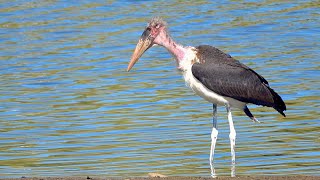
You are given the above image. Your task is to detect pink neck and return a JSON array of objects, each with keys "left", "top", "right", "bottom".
[{"left": 154, "top": 30, "right": 186, "bottom": 63}]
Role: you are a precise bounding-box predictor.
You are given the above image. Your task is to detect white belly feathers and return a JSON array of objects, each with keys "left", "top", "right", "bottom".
[{"left": 183, "top": 69, "right": 228, "bottom": 105}]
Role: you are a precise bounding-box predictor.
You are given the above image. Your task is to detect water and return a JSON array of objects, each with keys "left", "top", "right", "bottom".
[{"left": 0, "top": 0, "right": 319, "bottom": 178}]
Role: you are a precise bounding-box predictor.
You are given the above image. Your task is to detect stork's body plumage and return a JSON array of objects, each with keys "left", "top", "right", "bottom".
[
  {"left": 180, "top": 45, "right": 286, "bottom": 116},
  {"left": 127, "top": 17, "right": 286, "bottom": 177},
  {"left": 180, "top": 47, "right": 247, "bottom": 107}
]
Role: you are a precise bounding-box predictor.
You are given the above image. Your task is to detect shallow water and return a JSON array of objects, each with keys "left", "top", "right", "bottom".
[{"left": 0, "top": 0, "right": 319, "bottom": 178}]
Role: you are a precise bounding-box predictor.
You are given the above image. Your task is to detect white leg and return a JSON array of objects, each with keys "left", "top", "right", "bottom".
[
  {"left": 226, "top": 104, "right": 236, "bottom": 177},
  {"left": 210, "top": 104, "right": 218, "bottom": 178}
]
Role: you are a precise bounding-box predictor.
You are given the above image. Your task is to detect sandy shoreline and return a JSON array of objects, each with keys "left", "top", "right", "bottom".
[{"left": 1, "top": 176, "right": 320, "bottom": 180}]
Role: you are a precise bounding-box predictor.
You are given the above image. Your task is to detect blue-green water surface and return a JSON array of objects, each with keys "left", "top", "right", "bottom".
[{"left": 0, "top": 0, "right": 319, "bottom": 177}]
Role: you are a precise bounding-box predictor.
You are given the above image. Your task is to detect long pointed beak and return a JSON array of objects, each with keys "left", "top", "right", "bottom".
[{"left": 127, "top": 29, "right": 154, "bottom": 72}]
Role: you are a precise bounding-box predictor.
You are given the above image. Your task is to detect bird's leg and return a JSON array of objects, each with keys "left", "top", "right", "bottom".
[
  {"left": 226, "top": 104, "right": 236, "bottom": 177},
  {"left": 210, "top": 104, "right": 218, "bottom": 178},
  {"left": 244, "top": 106, "right": 260, "bottom": 123}
]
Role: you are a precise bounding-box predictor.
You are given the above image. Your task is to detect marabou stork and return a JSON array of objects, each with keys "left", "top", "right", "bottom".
[{"left": 127, "top": 17, "right": 286, "bottom": 177}]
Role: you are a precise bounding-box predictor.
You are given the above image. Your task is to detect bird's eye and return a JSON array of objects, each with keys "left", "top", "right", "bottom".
[
  {"left": 155, "top": 24, "right": 160, "bottom": 29},
  {"left": 142, "top": 27, "right": 151, "bottom": 37}
]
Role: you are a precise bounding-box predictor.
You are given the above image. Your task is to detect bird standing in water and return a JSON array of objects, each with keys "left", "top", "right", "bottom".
[{"left": 127, "top": 17, "right": 286, "bottom": 177}]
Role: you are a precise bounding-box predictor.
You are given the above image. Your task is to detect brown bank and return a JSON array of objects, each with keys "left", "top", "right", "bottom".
[{"left": 1, "top": 176, "right": 319, "bottom": 180}]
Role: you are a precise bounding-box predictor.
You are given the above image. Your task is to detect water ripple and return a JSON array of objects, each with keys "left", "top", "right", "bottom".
[{"left": 0, "top": 0, "right": 319, "bottom": 178}]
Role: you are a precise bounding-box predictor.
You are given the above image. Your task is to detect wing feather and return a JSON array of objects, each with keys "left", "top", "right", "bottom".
[{"left": 192, "top": 45, "right": 286, "bottom": 115}]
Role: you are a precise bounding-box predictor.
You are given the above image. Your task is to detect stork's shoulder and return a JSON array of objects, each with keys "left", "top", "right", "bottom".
[
  {"left": 195, "top": 45, "right": 257, "bottom": 74},
  {"left": 193, "top": 45, "right": 270, "bottom": 85},
  {"left": 195, "top": 45, "right": 234, "bottom": 64}
]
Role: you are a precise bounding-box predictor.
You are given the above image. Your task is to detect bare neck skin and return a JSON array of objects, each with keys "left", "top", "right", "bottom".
[{"left": 153, "top": 29, "right": 187, "bottom": 66}]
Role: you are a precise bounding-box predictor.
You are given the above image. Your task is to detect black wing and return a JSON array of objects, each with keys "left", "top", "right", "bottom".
[{"left": 192, "top": 45, "right": 286, "bottom": 116}]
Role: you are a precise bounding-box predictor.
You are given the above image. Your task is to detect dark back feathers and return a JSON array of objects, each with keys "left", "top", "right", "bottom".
[{"left": 192, "top": 45, "right": 286, "bottom": 116}]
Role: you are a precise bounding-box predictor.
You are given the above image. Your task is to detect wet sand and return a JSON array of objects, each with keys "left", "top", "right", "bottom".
[{"left": 1, "top": 176, "right": 319, "bottom": 180}]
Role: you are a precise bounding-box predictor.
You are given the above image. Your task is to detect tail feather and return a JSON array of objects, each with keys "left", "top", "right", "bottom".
[{"left": 269, "top": 87, "right": 286, "bottom": 117}]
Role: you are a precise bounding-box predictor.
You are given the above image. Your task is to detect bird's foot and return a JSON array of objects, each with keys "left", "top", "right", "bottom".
[
  {"left": 209, "top": 128, "right": 218, "bottom": 163},
  {"left": 229, "top": 131, "right": 236, "bottom": 165},
  {"left": 229, "top": 132, "right": 236, "bottom": 177},
  {"left": 210, "top": 127, "right": 218, "bottom": 178},
  {"left": 231, "top": 163, "right": 236, "bottom": 177},
  {"left": 210, "top": 167, "right": 217, "bottom": 178}
]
